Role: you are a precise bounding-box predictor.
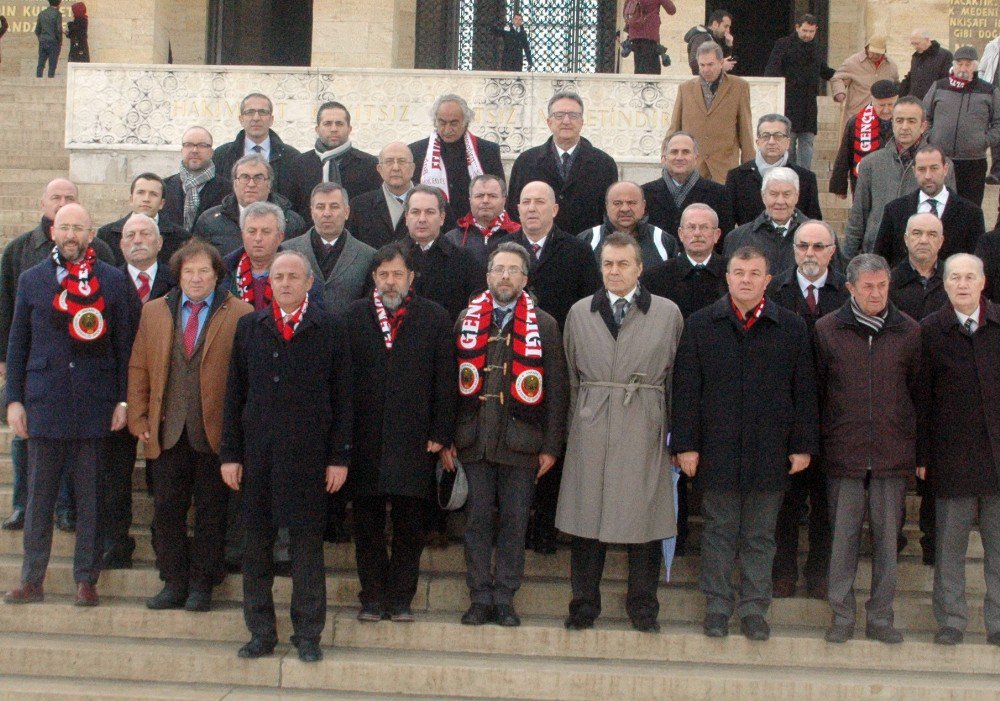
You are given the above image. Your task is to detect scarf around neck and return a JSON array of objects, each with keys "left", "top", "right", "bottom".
[
  {"left": 948, "top": 71, "right": 971, "bottom": 90},
  {"left": 273, "top": 294, "right": 308, "bottom": 342},
  {"left": 850, "top": 296, "right": 887, "bottom": 334},
  {"left": 372, "top": 287, "right": 413, "bottom": 350},
  {"left": 314, "top": 139, "right": 353, "bottom": 185},
  {"left": 179, "top": 162, "right": 217, "bottom": 231},
  {"left": 420, "top": 130, "right": 485, "bottom": 202},
  {"left": 456, "top": 210, "right": 520, "bottom": 245},
  {"left": 851, "top": 103, "right": 881, "bottom": 176},
  {"left": 663, "top": 170, "right": 699, "bottom": 209},
  {"left": 235, "top": 252, "right": 271, "bottom": 307},
  {"left": 755, "top": 151, "right": 789, "bottom": 179},
  {"left": 52, "top": 245, "right": 107, "bottom": 342}
]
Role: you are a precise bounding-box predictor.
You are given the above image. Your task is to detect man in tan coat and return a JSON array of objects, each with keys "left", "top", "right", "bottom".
[
  {"left": 831, "top": 36, "right": 900, "bottom": 125},
  {"left": 557, "top": 232, "right": 684, "bottom": 634},
  {"left": 669, "top": 41, "right": 754, "bottom": 184}
]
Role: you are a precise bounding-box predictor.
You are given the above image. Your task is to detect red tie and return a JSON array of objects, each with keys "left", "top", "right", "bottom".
[
  {"left": 183, "top": 300, "right": 205, "bottom": 358},
  {"left": 136, "top": 271, "right": 151, "bottom": 304},
  {"left": 806, "top": 284, "right": 818, "bottom": 314}
]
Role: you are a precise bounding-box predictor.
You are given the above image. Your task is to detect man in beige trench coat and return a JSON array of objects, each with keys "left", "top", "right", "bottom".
[{"left": 556, "top": 232, "right": 684, "bottom": 634}]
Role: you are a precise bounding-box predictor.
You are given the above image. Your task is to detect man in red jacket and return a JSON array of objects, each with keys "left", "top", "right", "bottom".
[{"left": 624, "top": 0, "right": 676, "bottom": 75}]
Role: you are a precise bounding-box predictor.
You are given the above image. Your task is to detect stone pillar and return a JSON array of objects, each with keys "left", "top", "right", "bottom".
[
  {"left": 312, "top": 0, "right": 417, "bottom": 69},
  {"left": 84, "top": 0, "right": 170, "bottom": 63},
  {"left": 864, "top": 0, "right": 950, "bottom": 63},
  {"left": 616, "top": 0, "right": 705, "bottom": 77}
]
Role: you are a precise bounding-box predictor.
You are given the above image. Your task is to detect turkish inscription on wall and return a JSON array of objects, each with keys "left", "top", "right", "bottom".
[
  {"left": 950, "top": 0, "right": 1000, "bottom": 56},
  {"left": 0, "top": 2, "right": 73, "bottom": 33}
]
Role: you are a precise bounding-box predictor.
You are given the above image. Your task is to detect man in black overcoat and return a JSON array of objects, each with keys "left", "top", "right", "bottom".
[
  {"left": 491, "top": 13, "right": 533, "bottom": 71},
  {"left": 97, "top": 173, "right": 190, "bottom": 267},
  {"left": 162, "top": 127, "right": 231, "bottom": 231},
  {"left": 343, "top": 241, "right": 456, "bottom": 622},
  {"left": 219, "top": 250, "right": 352, "bottom": 663}
]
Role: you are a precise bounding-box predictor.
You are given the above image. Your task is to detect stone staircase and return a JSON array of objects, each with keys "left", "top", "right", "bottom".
[{"left": 0, "top": 426, "right": 998, "bottom": 699}]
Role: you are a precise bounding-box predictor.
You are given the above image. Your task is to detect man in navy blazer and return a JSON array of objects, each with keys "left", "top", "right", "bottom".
[{"left": 4, "top": 203, "right": 138, "bottom": 607}]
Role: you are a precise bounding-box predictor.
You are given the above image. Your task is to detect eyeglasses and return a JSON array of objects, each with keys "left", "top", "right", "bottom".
[
  {"left": 549, "top": 111, "right": 583, "bottom": 122},
  {"left": 488, "top": 265, "right": 526, "bottom": 277},
  {"left": 241, "top": 109, "right": 272, "bottom": 117},
  {"left": 53, "top": 224, "right": 90, "bottom": 234},
  {"left": 793, "top": 242, "right": 835, "bottom": 252},
  {"left": 379, "top": 158, "right": 413, "bottom": 166},
  {"left": 681, "top": 223, "right": 717, "bottom": 232},
  {"left": 235, "top": 174, "right": 270, "bottom": 184},
  {"left": 181, "top": 142, "right": 212, "bottom": 150},
  {"left": 757, "top": 132, "right": 790, "bottom": 141}
]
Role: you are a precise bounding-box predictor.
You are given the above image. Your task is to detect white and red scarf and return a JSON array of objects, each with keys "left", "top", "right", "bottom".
[
  {"left": 52, "top": 245, "right": 107, "bottom": 342},
  {"left": 457, "top": 290, "right": 544, "bottom": 408},
  {"left": 372, "top": 287, "right": 413, "bottom": 350},
  {"left": 455, "top": 210, "right": 521, "bottom": 246},
  {"left": 948, "top": 71, "right": 971, "bottom": 90},
  {"left": 851, "top": 103, "right": 881, "bottom": 176},
  {"left": 731, "top": 295, "right": 766, "bottom": 332},
  {"left": 273, "top": 294, "right": 308, "bottom": 342},
  {"left": 234, "top": 252, "right": 271, "bottom": 307},
  {"left": 420, "top": 130, "right": 485, "bottom": 202}
]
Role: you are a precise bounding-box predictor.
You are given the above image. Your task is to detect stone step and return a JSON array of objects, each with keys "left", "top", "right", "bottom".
[
  {"left": 0, "top": 556, "right": 992, "bottom": 633},
  {"left": 0, "top": 169, "right": 68, "bottom": 183}
]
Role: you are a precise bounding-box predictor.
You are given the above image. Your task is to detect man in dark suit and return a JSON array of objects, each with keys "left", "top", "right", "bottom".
[
  {"left": 443, "top": 174, "right": 522, "bottom": 266},
  {"left": 642, "top": 132, "right": 732, "bottom": 240},
  {"left": 725, "top": 114, "right": 823, "bottom": 227},
  {"left": 220, "top": 250, "right": 351, "bottom": 663},
  {"left": 4, "top": 203, "right": 138, "bottom": 607},
  {"left": 507, "top": 91, "right": 619, "bottom": 238},
  {"left": 162, "top": 126, "right": 231, "bottom": 232},
  {"left": 212, "top": 93, "right": 301, "bottom": 198},
  {"left": 348, "top": 142, "right": 416, "bottom": 250},
  {"left": 766, "top": 220, "right": 848, "bottom": 600},
  {"left": 285, "top": 101, "right": 381, "bottom": 225},
  {"left": 102, "top": 213, "right": 175, "bottom": 569},
  {"left": 98, "top": 173, "right": 190, "bottom": 267},
  {"left": 343, "top": 241, "right": 456, "bottom": 623},
  {"left": 411, "top": 94, "right": 505, "bottom": 223},
  {"left": 492, "top": 13, "right": 533, "bottom": 71},
  {"left": 875, "top": 145, "right": 985, "bottom": 267},
  {"left": 492, "top": 180, "right": 600, "bottom": 553}
]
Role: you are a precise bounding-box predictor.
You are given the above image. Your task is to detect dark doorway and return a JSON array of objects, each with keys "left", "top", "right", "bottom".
[{"left": 207, "top": 0, "right": 312, "bottom": 66}]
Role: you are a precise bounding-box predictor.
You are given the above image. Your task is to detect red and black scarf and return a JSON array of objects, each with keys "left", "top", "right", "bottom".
[
  {"left": 851, "top": 103, "right": 881, "bottom": 177},
  {"left": 457, "top": 290, "right": 545, "bottom": 424},
  {"left": 948, "top": 71, "right": 971, "bottom": 90},
  {"left": 455, "top": 210, "right": 521, "bottom": 246},
  {"left": 372, "top": 287, "right": 413, "bottom": 350},
  {"left": 273, "top": 294, "right": 308, "bottom": 342},
  {"left": 52, "top": 245, "right": 107, "bottom": 342},
  {"left": 731, "top": 295, "right": 766, "bottom": 332},
  {"left": 235, "top": 252, "right": 271, "bottom": 307}
]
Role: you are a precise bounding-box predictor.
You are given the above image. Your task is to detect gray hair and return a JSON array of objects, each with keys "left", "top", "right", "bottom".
[
  {"left": 761, "top": 166, "right": 800, "bottom": 193},
  {"left": 912, "top": 28, "right": 931, "bottom": 40},
  {"left": 662, "top": 130, "right": 700, "bottom": 155},
  {"left": 431, "top": 94, "right": 474, "bottom": 127},
  {"left": 756, "top": 113, "right": 792, "bottom": 135},
  {"left": 943, "top": 253, "right": 985, "bottom": 278},
  {"left": 240, "top": 201, "right": 285, "bottom": 232},
  {"left": 697, "top": 41, "right": 724, "bottom": 61},
  {"left": 845, "top": 253, "right": 890, "bottom": 284},
  {"left": 547, "top": 90, "right": 584, "bottom": 115},
  {"left": 270, "top": 249, "right": 313, "bottom": 278},
  {"left": 310, "top": 181, "right": 350, "bottom": 207},
  {"left": 231, "top": 153, "right": 274, "bottom": 182},
  {"left": 680, "top": 203, "right": 719, "bottom": 228},
  {"left": 488, "top": 241, "right": 531, "bottom": 274},
  {"left": 794, "top": 219, "right": 836, "bottom": 245},
  {"left": 239, "top": 93, "right": 273, "bottom": 114},
  {"left": 122, "top": 213, "right": 161, "bottom": 239}
]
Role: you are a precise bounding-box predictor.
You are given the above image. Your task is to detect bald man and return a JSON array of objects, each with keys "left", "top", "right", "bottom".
[{"left": 577, "top": 181, "right": 678, "bottom": 268}]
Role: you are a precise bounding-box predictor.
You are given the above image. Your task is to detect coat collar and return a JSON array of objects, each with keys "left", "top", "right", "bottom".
[
  {"left": 674, "top": 253, "right": 725, "bottom": 278},
  {"left": 589, "top": 284, "right": 652, "bottom": 314},
  {"left": 710, "top": 293, "right": 783, "bottom": 324},
  {"left": 892, "top": 257, "right": 942, "bottom": 287},
  {"left": 832, "top": 298, "right": 909, "bottom": 330},
  {"left": 231, "top": 128, "right": 289, "bottom": 158},
  {"left": 928, "top": 298, "right": 1000, "bottom": 332},
  {"left": 773, "top": 265, "right": 847, "bottom": 292},
  {"left": 256, "top": 294, "right": 321, "bottom": 339}
]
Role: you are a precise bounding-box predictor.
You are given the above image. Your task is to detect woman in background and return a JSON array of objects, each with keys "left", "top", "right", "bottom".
[{"left": 66, "top": 2, "right": 89, "bottom": 63}]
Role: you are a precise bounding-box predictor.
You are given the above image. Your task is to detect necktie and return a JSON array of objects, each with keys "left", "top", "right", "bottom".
[
  {"left": 927, "top": 198, "right": 939, "bottom": 216},
  {"left": 963, "top": 317, "right": 976, "bottom": 336},
  {"left": 693, "top": 263, "right": 706, "bottom": 271},
  {"left": 136, "top": 271, "right": 151, "bottom": 304},
  {"left": 774, "top": 226, "right": 787, "bottom": 237},
  {"left": 493, "top": 307, "right": 510, "bottom": 329},
  {"left": 252, "top": 144, "right": 263, "bottom": 154},
  {"left": 183, "top": 300, "right": 205, "bottom": 358},
  {"left": 806, "top": 284, "right": 818, "bottom": 314},
  {"left": 613, "top": 298, "right": 629, "bottom": 327},
  {"left": 560, "top": 151, "right": 571, "bottom": 179}
]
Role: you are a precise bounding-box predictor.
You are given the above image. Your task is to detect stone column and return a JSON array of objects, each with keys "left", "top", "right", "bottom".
[
  {"left": 312, "top": 0, "right": 417, "bottom": 69},
  {"left": 81, "top": 0, "right": 170, "bottom": 63}
]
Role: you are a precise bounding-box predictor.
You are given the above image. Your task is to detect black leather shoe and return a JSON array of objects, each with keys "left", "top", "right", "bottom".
[
  {"left": 933, "top": 627, "right": 963, "bottom": 646},
  {"left": 740, "top": 615, "right": 770, "bottom": 641},
  {"left": 631, "top": 617, "right": 661, "bottom": 633},
  {"left": 237, "top": 638, "right": 275, "bottom": 659},
  {"left": 55, "top": 512, "right": 75, "bottom": 533},
  {"left": 532, "top": 525, "right": 557, "bottom": 555},
  {"left": 296, "top": 639, "right": 322, "bottom": 662},
  {"left": 146, "top": 586, "right": 187, "bottom": 610},
  {"left": 185, "top": 590, "right": 212, "bottom": 612},
  {"left": 101, "top": 553, "right": 133, "bottom": 570},
  {"left": 273, "top": 560, "right": 292, "bottom": 577},
  {"left": 224, "top": 560, "right": 242, "bottom": 574},
  {"left": 564, "top": 613, "right": 595, "bottom": 631},
  {"left": 357, "top": 604, "right": 383, "bottom": 622},
  {"left": 494, "top": 604, "right": 521, "bottom": 627},
  {"left": 988, "top": 631, "right": 1000, "bottom": 646},
  {"left": 824, "top": 623, "right": 854, "bottom": 643},
  {"left": 703, "top": 613, "right": 729, "bottom": 638},
  {"left": 461, "top": 603, "right": 494, "bottom": 626},
  {"left": 1, "top": 509, "right": 25, "bottom": 530},
  {"left": 865, "top": 623, "right": 903, "bottom": 644}
]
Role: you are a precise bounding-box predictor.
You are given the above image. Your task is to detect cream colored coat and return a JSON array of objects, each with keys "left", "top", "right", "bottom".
[
  {"left": 555, "top": 291, "right": 683, "bottom": 544},
  {"left": 831, "top": 50, "right": 900, "bottom": 125}
]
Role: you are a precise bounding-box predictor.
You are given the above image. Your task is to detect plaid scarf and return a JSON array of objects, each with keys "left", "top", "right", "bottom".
[
  {"left": 852, "top": 104, "right": 881, "bottom": 177},
  {"left": 52, "top": 245, "right": 107, "bottom": 342},
  {"left": 179, "top": 162, "right": 216, "bottom": 231},
  {"left": 273, "top": 294, "right": 308, "bottom": 342},
  {"left": 662, "top": 170, "right": 699, "bottom": 209},
  {"left": 372, "top": 287, "right": 413, "bottom": 350},
  {"left": 234, "top": 252, "right": 271, "bottom": 307},
  {"left": 850, "top": 296, "right": 886, "bottom": 334},
  {"left": 730, "top": 295, "right": 765, "bottom": 332},
  {"left": 455, "top": 210, "right": 521, "bottom": 245}
]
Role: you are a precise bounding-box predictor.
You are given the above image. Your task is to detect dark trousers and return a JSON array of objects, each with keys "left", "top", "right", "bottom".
[
  {"left": 676, "top": 472, "right": 690, "bottom": 549},
  {"left": 226, "top": 489, "right": 289, "bottom": 565},
  {"left": 353, "top": 494, "right": 426, "bottom": 611},
  {"left": 773, "top": 467, "right": 830, "bottom": 587},
  {"left": 632, "top": 38, "right": 661, "bottom": 75},
  {"left": 36, "top": 41, "right": 60, "bottom": 78},
  {"left": 23, "top": 438, "right": 102, "bottom": 585},
  {"left": 463, "top": 461, "right": 535, "bottom": 606},
  {"left": 532, "top": 458, "right": 561, "bottom": 538},
  {"left": 100, "top": 430, "right": 137, "bottom": 559},
  {"left": 700, "top": 489, "right": 783, "bottom": 618},
  {"left": 152, "top": 435, "right": 228, "bottom": 592},
  {"left": 11, "top": 435, "right": 74, "bottom": 516},
  {"left": 953, "top": 158, "right": 988, "bottom": 208},
  {"left": 569, "top": 536, "right": 662, "bottom": 623},
  {"left": 242, "top": 526, "right": 326, "bottom": 646}
]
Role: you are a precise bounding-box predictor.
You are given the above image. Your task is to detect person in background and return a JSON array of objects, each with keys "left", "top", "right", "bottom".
[
  {"left": 623, "top": 0, "right": 676, "bottom": 76},
  {"left": 492, "top": 13, "right": 533, "bottom": 72},
  {"left": 900, "top": 29, "right": 952, "bottom": 100},
  {"left": 34, "top": 0, "right": 62, "bottom": 79},
  {"left": 66, "top": 2, "right": 89, "bottom": 63},
  {"left": 831, "top": 36, "right": 900, "bottom": 126}
]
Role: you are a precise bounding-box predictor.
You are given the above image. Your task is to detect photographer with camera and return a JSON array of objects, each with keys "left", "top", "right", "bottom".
[{"left": 622, "top": 0, "right": 676, "bottom": 75}]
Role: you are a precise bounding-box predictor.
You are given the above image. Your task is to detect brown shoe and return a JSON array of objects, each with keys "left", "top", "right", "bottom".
[
  {"left": 4, "top": 582, "right": 43, "bottom": 604},
  {"left": 74, "top": 582, "right": 99, "bottom": 607},
  {"left": 772, "top": 578, "right": 796, "bottom": 598}
]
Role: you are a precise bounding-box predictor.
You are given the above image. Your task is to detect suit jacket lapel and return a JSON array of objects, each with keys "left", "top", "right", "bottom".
[
  {"left": 328, "top": 233, "right": 360, "bottom": 285},
  {"left": 707, "top": 76, "right": 733, "bottom": 116},
  {"left": 377, "top": 196, "right": 394, "bottom": 234}
]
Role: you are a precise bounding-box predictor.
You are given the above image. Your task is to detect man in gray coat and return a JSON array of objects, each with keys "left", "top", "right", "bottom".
[
  {"left": 557, "top": 232, "right": 684, "bottom": 633},
  {"left": 455, "top": 241, "right": 568, "bottom": 628},
  {"left": 34, "top": 0, "right": 62, "bottom": 78}
]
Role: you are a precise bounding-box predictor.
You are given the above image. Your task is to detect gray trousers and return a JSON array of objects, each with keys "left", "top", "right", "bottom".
[
  {"left": 23, "top": 438, "right": 102, "bottom": 585},
  {"left": 463, "top": 461, "right": 536, "bottom": 606},
  {"left": 934, "top": 495, "right": 1000, "bottom": 635},
  {"left": 700, "top": 489, "right": 784, "bottom": 618},
  {"left": 827, "top": 475, "right": 907, "bottom": 627}
]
